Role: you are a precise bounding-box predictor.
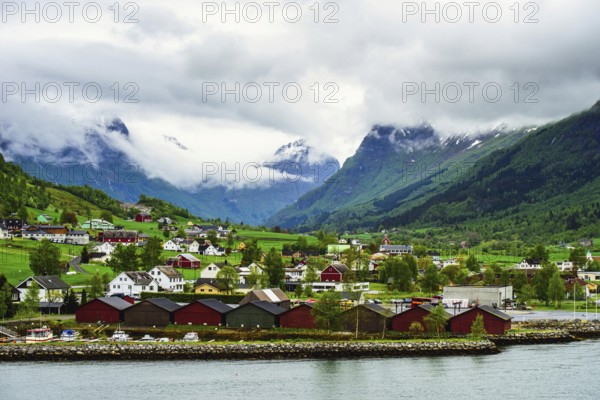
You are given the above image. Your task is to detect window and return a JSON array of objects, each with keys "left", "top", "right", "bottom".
[{"left": 142, "top": 286, "right": 146, "bottom": 290}]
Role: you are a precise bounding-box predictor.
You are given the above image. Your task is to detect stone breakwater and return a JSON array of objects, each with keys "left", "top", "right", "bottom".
[
  {"left": 490, "top": 331, "right": 577, "bottom": 346},
  {"left": 0, "top": 341, "right": 498, "bottom": 362}
]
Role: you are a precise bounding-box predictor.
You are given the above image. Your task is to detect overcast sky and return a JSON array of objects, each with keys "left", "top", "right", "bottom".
[{"left": 1, "top": 0, "right": 599, "bottom": 187}]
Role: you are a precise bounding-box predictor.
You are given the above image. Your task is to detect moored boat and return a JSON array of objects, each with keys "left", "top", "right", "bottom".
[{"left": 25, "top": 327, "right": 53, "bottom": 343}]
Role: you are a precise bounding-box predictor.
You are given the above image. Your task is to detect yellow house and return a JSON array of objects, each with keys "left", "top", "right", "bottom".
[
  {"left": 194, "top": 279, "right": 227, "bottom": 295},
  {"left": 587, "top": 283, "right": 598, "bottom": 294}
]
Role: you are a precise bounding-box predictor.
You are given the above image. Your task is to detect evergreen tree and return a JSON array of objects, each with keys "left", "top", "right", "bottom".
[
  {"left": 263, "top": 247, "right": 285, "bottom": 288},
  {"left": 465, "top": 254, "right": 480, "bottom": 272},
  {"left": 469, "top": 314, "right": 486, "bottom": 339},
  {"left": 80, "top": 247, "right": 90, "bottom": 264},
  {"left": 80, "top": 289, "right": 88, "bottom": 305},
  {"left": 423, "top": 304, "right": 448, "bottom": 337},
  {"left": 140, "top": 236, "right": 163, "bottom": 270},
  {"left": 0, "top": 276, "right": 15, "bottom": 319}
]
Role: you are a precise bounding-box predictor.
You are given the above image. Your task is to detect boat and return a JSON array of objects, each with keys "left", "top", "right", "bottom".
[
  {"left": 109, "top": 330, "right": 130, "bottom": 342},
  {"left": 60, "top": 329, "right": 80, "bottom": 342},
  {"left": 138, "top": 334, "right": 156, "bottom": 342},
  {"left": 25, "top": 327, "right": 53, "bottom": 343},
  {"left": 183, "top": 332, "right": 199, "bottom": 342}
]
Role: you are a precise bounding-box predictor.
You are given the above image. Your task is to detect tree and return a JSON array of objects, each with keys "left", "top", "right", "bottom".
[
  {"left": 412, "top": 245, "right": 427, "bottom": 258},
  {"left": 528, "top": 244, "right": 549, "bottom": 263},
  {"left": 303, "top": 259, "right": 320, "bottom": 284},
  {"left": 18, "top": 280, "right": 40, "bottom": 318},
  {"left": 263, "top": 247, "right": 285, "bottom": 288},
  {"left": 89, "top": 272, "right": 105, "bottom": 300},
  {"left": 176, "top": 227, "right": 186, "bottom": 239},
  {"left": 511, "top": 270, "right": 528, "bottom": 293},
  {"left": 60, "top": 208, "right": 78, "bottom": 225},
  {"left": 294, "top": 283, "right": 303, "bottom": 298},
  {"left": 216, "top": 266, "right": 240, "bottom": 295},
  {"left": 547, "top": 271, "right": 566, "bottom": 309},
  {"left": 241, "top": 239, "right": 262, "bottom": 266},
  {"left": 206, "top": 230, "right": 219, "bottom": 244},
  {"left": 312, "top": 290, "right": 343, "bottom": 331},
  {"left": 533, "top": 263, "right": 558, "bottom": 305},
  {"left": 63, "top": 290, "right": 79, "bottom": 313},
  {"left": 226, "top": 232, "right": 235, "bottom": 249},
  {"left": 404, "top": 254, "right": 418, "bottom": 279},
  {"left": 29, "top": 239, "right": 62, "bottom": 276},
  {"left": 483, "top": 268, "right": 496, "bottom": 286},
  {"left": 0, "top": 275, "right": 15, "bottom": 319},
  {"left": 163, "top": 229, "right": 171, "bottom": 239},
  {"left": 569, "top": 247, "right": 587, "bottom": 275},
  {"left": 469, "top": 314, "right": 486, "bottom": 339},
  {"left": 423, "top": 304, "right": 448, "bottom": 337},
  {"left": 100, "top": 210, "right": 113, "bottom": 223},
  {"left": 81, "top": 247, "right": 90, "bottom": 264},
  {"left": 465, "top": 255, "right": 480, "bottom": 273},
  {"left": 107, "top": 244, "right": 138, "bottom": 273},
  {"left": 441, "top": 264, "right": 460, "bottom": 284},
  {"left": 80, "top": 289, "right": 88, "bottom": 305},
  {"left": 421, "top": 265, "right": 441, "bottom": 295},
  {"left": 141, "top": 236, "right": 163, "bottom": 270},
  {"left": 246, "top": 265, "right": 263, "bottom": 289},
  {"left": 384, "top": 257, "right": 413, "bottom": 291},
  {"left": 408, "top": 321, "right": 425, "bottom": 336},
  {"left": 17, "top": 205, "right": 29, "bottom": 223},
  {"left": 519, "top": 284, "right": 535, "bottom": 304}
]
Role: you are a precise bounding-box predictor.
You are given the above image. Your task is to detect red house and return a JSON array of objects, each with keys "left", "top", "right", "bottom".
[
  {"left": 135, "top": 213, "right": 153, "bottom": 223},
  {"left": 449, "top": 305, "right": 512, "bottom": 335},
  {"left": 173, "top": 299, "right": 232, "bottom": 326},
  {"left": 280, "top": 303, "right": 319, "bottom": 329},
  {"left": 101, "top": 230, "right": 138, "bottom": 244},
  {"left": 76, "top": 297, "right": 132, "bottom": 323},
  {"left": 390, "top": 304, "right": 452, "bottom": 332},
  {"left": 171, "top": 253, "right": 201, "bottom": 269},
  {"left": 320, "top": 264, "right": 349, "bottom": 282}
]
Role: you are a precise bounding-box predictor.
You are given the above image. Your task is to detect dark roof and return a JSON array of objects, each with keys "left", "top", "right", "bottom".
[
  {"left": 68, "top": 230, "right": 89, "bottom": 235},
  {"left": 361, "top": 303, "right": 395, "bottom": 318},
  {"left": 476, "top": 305, "right": 513, "bottom": 320},
  {"left": 124, "top": 271, "right": 154, "bottom": 285},
  {"left": 196, "top": 299, "right": 233, "bottom": 314},
  {"left": 245, "top": 301, "right": 286, "bottom": 315},
  {"left": 144, "top": 298, "right": 181, "bottom": 312},
  {"left": 97, "top": 297, "right": 133, "bottom": 310},
  {"left": 194, "top": 278, "right": 228, "bottom": 290},
  {"left": 329, "top": 264, "right": 349, "bottom": 274},
  {"left": 31, "top": 276, "right": 69, "bottom": 290},
  {"left": 155, "top": 266, "right": 183, "bottom": 279},
  {"left": 39, "top": 302, "right": 64, "bottom": 308}
]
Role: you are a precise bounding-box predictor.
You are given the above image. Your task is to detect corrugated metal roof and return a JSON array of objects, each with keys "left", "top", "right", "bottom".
[
  {"left": 98, "top": 297, "right": 133, "bottom": 310},
  {"left": 145, "top": 297, "right": 182, "bottom": 312},
  {"left": 247, "top": 301, "right": 286, "bottom": 315},
  {"left": 197, "top": 299, "right": 233, "bottom": 314},
  {"left": 478, "top": 305, "right": 513, "bottom": 321}
]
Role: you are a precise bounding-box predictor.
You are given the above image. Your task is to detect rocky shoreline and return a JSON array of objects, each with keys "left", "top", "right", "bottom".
[{"left": 0, "top": 341, "right": 498, "bottom": 361}]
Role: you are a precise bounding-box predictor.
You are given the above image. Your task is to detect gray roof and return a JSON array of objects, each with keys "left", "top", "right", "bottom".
[
  {"left": 361, "top": 303, "right": 395, "bottom": 318},
  {"left": 145, "top": 298, "right": 182, "bottom": 312},
  {"left": 380, "top": 245, "right": 413, "bottom": 252},
  {"left": 156, "top": 266, "right": 184, "bottom": 279},
  {"left": 246, "top": 301, "right": 286, "bottom": 315},
  {"left": 197, "top": 299, "right": 233, "bottom": 314},
  {"left": 31, "top": 276, "right": 69, "bottom": 290},
  {"left": 478, "top": 305, "right": 513, "bottom": 321},
  {"left": 97, "top": 297, "right": 133, "bottom": 311},
  {"left": 124, "top": 271, "right": 154, "bottom": 285}
]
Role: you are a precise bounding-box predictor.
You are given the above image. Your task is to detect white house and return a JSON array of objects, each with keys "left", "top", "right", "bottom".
[
  {"left": 65, "top": 230, "right": 90, "bottom": 245},
  {"left": 148, "top": 266, "right": 184, "bottom": 292},
  {"left": 515, "top": 258, "right": 542, "bottom": 270},
  {"left": 201, "top": 244, "right": 225, "bottom": 256},
  {"left": 94, "top": 242, "right": 116, "bottom": 255},
  {"left": 556, "top": 261, "right": 574, "bottom": 272},
  {"left": 187, "top": 241, "right": 200, "bottom": 253},
  {"left": 379, "top": 245, "right": 413, "bottom": 255},
  {"left": 107, "top": 271, "right": 158, "bottom": 298},
  {"left": 200, "top": 263, "right": 225, "bottom": 279},
  {"left": 338, "top": 238, "right": 348, "bottom": 244},
  {"left": 163, "top": 240, "right": 181, "bottom": 252},
  {"left": 16, "top": 276, "right": 70, "bottom": 303},
  {"left": 81, "top": 219, "right": 114, "bottom": 230},
  {"left": 158, "top": 217, "right": 172, "bottom": 224}
]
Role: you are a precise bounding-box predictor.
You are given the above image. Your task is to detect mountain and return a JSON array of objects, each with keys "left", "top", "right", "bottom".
[
  {"left": 267, "top": 123, "right": 530, "bottom": 230},
  {"left": 0, "top": 120, "right": 339, "bottom": 225}
]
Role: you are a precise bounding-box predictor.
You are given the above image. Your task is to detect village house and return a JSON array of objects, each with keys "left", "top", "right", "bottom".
[
  {"left": 379, "top": 244, "right": 413, "bottom": 255},
  {"left": 81, "top": 219, "right": 115, "bottom": 230},
  {"left": 123, "top": 298, "right": 181, "bottom": 326},
  {"left": 342, "top": 304, "right": 395, "bottom": 333},
  {"left": 22, "top": 225, "right": 68, "bottom": 242},
  {"left": 169, "top": 253, "right": 201, "bottom": 269},
  {"left": 0, "top": 222, "right": 9, "bottom": 239},
  {"left": 16, "top": 276, "right": 70, "bottom": 304},
  {"left": 225, "top": 301, "right": 286, "bottom": 329},
  {"left": 320, "top": 263, "right": 349, "bottom": 282},
  {"left": 194, "top": 278, "right": 228, "bottom": 295},
  {"left": 135, "top": 213, "right": 153, "bottom": 223},
  {"left": 107, "top": 271, "right": 158, "bottom": 298},
  {"left": 515, "top": 258, "right": 542, "bottom": 270},
  {"left": 200, "top": 262, "right": 228, "bottom": 279},
  {"left": 148, "top": 266, "right": 185, "bottom": 292},
  {"left": 199, "top": 243, "right": 226, "bottom": 256},
  {"left": 556, "top": 261, "right": 574, "bottom": 272},
  {"left": 157, "top": 217, "right": 172, "bottom": 225},
  {"left": 91, "top": 242, "right": 116, "bottom": 261},
  {"left": 65, "top": 230, "right": 90, "bottom": 245},
  {"left": 173, "top": 299, "right": 232, "bottom": 326},
  {"left": 36, "top": 213, "right": 53, "bottom": 223},
  {"left": 0, "top": 218, "right": 24, "bottom": 232},
  {"left": 449, "top": 305, "right": 513, "bottom": 335},
  {"left": 390, "top": 304, "right": 453, "bottom": 332},
  {"left": 101, "top": 230, "right": 139, "bottom": 245},
  {"left": 578, "top": 271, "right": 600, "bottom": 282},
  {"left": 240, "top": 288, "right": 290, "bottom": 310},
  {"left": 163, "top": 240, "right": 181, "bottom": 252},
  {"left": 75, "top": 297, "right": 132, "bottom": 323}
]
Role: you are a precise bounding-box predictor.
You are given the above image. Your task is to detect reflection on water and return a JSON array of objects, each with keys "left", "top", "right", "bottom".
[{"left": 0, "top": 341, "right": 598, "bottom": 400}]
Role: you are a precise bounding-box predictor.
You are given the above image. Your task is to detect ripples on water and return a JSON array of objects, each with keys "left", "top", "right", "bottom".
[{"left": 1, "top": 341, "right": 598, "bottom": 400}]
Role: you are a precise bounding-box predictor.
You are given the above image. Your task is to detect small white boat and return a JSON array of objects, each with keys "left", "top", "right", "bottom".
[
  {"left": 183, "top": 332, "right": 199, "bottom": 342},
  {"left": 138, "top": 334, "right": 156, "bottom": 342},
  {"left": 25, "top": 327, "right": 53, "bottom": 343},
  {"left": 109, "top": 330, "right": 130, "bottom": 342},
  {"left": 60, "top": 330, "right": 80, "bottom": 342}
]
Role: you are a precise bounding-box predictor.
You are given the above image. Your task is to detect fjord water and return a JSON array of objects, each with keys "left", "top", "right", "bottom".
[{"left": 1, "top": 341, "right": 598, "bottom": 400}]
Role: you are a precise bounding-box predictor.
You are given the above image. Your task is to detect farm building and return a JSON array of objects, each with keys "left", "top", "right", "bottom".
[
  {"left": 123, "top": 298, "right": 181, "bottom": 327},
  {"left": 239, "top": 288, "right": 290, "bottom": 310},
  {"left": 390, "top": 304, "right": 452, "bottom": 332},
  {"left": 101, "top": 230, "right": 139, "bottom": 244},
  {"left": 449, "top": 305, "right": 513, "bottom": 335},
  {"left": 173, "top": 299, "right": 232, "bottom": 326},
  {"left": 170, "top": 253, "right": 201, "bottom": 269},
  {"left": 76, "top": 297, "right": 132, "bottom": 323},
  {"left": 443, "top": 285, "right": 513, "bottom": 308},
  {"left": 320, "top": 264, "right": 349, "bottom": 282},
  {"left": 342, "top": 304, "right": 395, "bottom": 333},
  {"left": 279, "top": 303, "right": 319, "bottom": 329},
  {"left": 225, "top": 301, "right": 286, "bottom": 329},
  {"left": 135, "top": 213, "right": 153, "bottom": 223}
]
